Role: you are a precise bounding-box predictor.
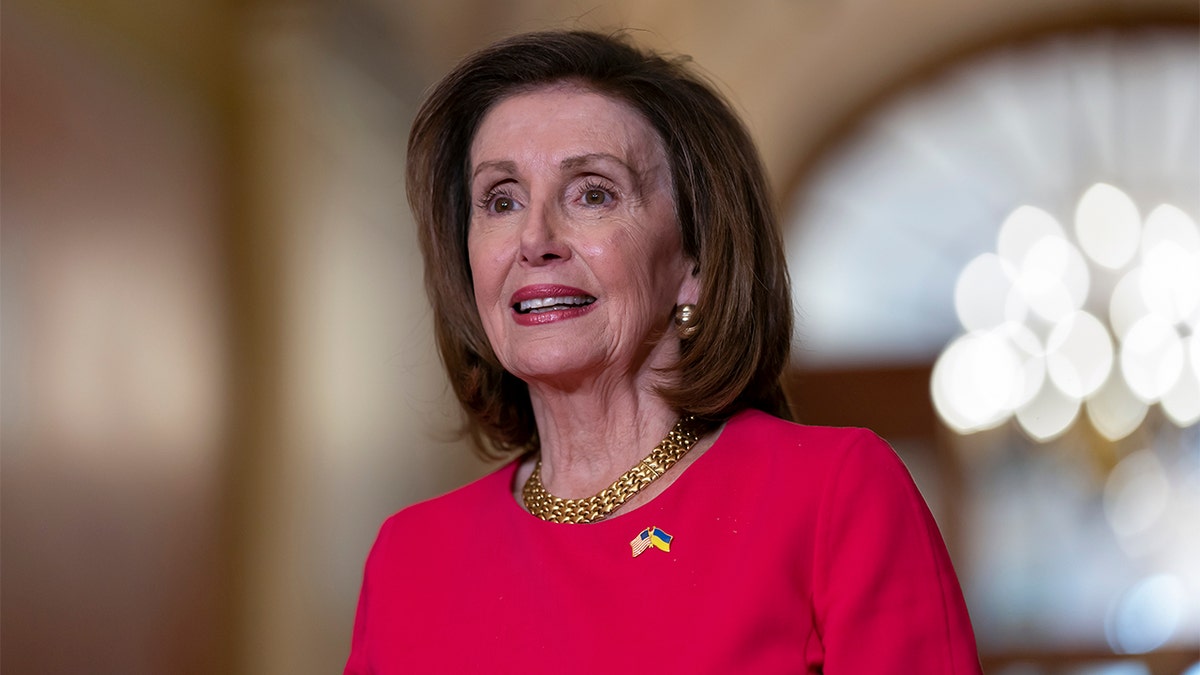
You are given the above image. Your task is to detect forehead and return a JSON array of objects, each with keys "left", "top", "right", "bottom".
[{"left": 469, "top": 86, "right": 666, "bottom": 168}]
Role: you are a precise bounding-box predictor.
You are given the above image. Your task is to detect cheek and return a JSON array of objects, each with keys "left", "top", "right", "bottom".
[
  {"left": 468, "top": 260, "right": 505, "bottom": 340},
  {"left": 597, "top": 231, "right": 683, "bottom": 311},
  {"left": 467, "top": 235, "right": 500, "bottom": 300}
]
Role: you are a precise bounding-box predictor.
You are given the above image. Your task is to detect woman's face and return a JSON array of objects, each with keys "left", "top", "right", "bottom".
[{"left": 467, "top": 86, "right": 697, "bottom": 388}]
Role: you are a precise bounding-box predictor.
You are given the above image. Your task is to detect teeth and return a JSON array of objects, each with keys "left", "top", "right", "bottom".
[{"left": 517, "top": 296, "right": 594, "bottom": 313}]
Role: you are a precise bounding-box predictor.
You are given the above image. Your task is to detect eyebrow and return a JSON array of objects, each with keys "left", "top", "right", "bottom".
[
  {"left": 472, "top": 159, "right": 518, "bottom": 181},
  {"left": 472, "top": 153, "right": 636, "bottom": 180},
  {"left": 559, "top": 152, "right": 636, "bottom": 175}
]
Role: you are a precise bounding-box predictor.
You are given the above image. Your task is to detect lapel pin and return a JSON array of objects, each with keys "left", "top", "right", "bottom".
[{"left": 630, "top": 526, "right": 673, "bottom": 557}]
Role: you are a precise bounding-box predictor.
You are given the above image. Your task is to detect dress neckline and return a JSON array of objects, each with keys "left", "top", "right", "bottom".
[{"left": 500, "top": 408, "right": 759, "bottom": 528}]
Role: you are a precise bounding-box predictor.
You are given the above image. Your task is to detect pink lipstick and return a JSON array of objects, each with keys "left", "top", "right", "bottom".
[{"left": 510, "top": 285, "right": 597, "bottom": 325}]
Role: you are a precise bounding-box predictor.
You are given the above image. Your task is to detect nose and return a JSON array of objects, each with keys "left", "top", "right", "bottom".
[{"left": 519, "top": 202, "right": 571, "bottom": 266}]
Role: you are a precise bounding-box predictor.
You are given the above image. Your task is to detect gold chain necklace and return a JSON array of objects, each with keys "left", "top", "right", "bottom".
[{"left": 521, "top": 416, "right": 703, "bottom": 524}]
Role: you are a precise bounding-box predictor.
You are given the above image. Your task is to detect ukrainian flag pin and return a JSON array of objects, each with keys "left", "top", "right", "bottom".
[{"left": 630, "top": 526, "right": 673, "bottom": 557}]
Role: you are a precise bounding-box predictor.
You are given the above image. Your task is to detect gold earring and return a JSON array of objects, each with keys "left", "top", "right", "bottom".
[{"left": 674, "top": 304, "right": 698, "bottom": 339}]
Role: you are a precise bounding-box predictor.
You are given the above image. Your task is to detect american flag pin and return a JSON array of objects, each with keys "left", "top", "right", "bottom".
[{"left": 630, "top": 526, "right": 673, "bottom": 557}]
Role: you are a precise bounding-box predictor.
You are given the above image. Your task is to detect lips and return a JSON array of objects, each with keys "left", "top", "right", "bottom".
[{"left": 510, "top": 285, "right": 596, "bottom": 325}]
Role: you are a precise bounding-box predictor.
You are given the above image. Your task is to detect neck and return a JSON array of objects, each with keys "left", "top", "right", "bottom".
[{"left": 526, "top": 378, "right": 679, "bottom": 499}]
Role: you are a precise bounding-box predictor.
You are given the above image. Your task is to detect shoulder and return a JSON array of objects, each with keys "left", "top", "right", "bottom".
[
  {"left": 703, "top": 409, "right": 912, "bottom": 525},
  {"left": 731, "top": 410, "right": 943, "bottom": 568},
  {"left": 718, "top": 408, "right": 923, "bottom": 522},
  {"left": 723, "top": 408, "right": 899, "bottom": 474}
]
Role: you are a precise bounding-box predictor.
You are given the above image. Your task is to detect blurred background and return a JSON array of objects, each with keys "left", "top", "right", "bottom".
[{"left": 2, "top": 0, "right": 1197, "bottom": 673}]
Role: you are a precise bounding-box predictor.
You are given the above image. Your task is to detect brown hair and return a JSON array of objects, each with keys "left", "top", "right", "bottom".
[{"left": 408, "top": 30, "right": 793, "bottom": 458}]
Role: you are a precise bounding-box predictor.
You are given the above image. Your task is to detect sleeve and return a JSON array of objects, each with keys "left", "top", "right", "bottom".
[
  {"left": 809, "top": 429, "right": 982, "bottom": 674},
  {"left": 343, "top": 518, "right": 393, "bottom": 675}
]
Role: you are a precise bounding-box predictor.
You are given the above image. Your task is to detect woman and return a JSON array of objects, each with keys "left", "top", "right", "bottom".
[{"left": 346, "top": 30, "right": 981, "bottom": 674}]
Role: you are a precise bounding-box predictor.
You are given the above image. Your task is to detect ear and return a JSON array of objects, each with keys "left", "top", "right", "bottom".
[{"left": 676, "top": 259, "right": 701, "bottom": 306}]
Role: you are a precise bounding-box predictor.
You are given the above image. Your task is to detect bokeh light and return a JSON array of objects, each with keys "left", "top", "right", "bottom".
[
  {"left": 996, "top": 321, "right": 1047, "bottom": 410},
  {"left": 1105, "top": 574, "right": 1186, "bottom": 654},
  {"left": 1109, "top": 268, "right": 1149, "bottom": 342},
  {"left": 1076, "top": 183, "right": 1141, "bottom": 270},
  {"left": 932, "top": 331, "right": 1022, "bottom": 432},
  {"left": 935, "top": 184, "right": 1200, "bottom": 441},
  {"left": 1086, "top": 373, "right": 1148, "bottom": 442},
  {"left": 1103, "top": 449, "right": 1170, "bottom": 539},
  {"left": 998, "top": 205, "right": 1064, "bottom": 266},
  {"left": 955, "top": 254, "right": 1020, "bottom": 331},
  {"left": 1161, "top": 347, "right": 1200, "bottom": 426},
  {"left": 1019, "top": 236, "right": 1090, "bottom": 323},
  {"left": 1120, "top": 315, "right": 1184, "bottom": 402},
  {"left": 1140, "top": 204, "right": 1200, "bottom": 326},
  {"left": 1014, "top": 377, "right": 1080, "bottom": 441},
  {"left": 1045, "top": 310, "right": 1112, "bottom": 399}
]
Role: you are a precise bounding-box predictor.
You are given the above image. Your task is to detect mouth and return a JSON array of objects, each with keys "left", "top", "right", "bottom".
[
  {"left": 509, "top": 285, "right": 597, "bottom": 324},
  {"left": 513, "top": 295, "right": 596, "bottom": 314}
]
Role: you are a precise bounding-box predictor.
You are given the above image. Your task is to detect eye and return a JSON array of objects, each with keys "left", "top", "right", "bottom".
[
  {"left": 476, "top": 187, "right": 520, "bottom": 214},
  {"left": 579, "top": 181, "right": 615, "bottom": 207}
]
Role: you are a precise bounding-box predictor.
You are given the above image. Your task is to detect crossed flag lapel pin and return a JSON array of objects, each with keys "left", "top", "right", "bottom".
[{"left": 630, "top": 526, "right": 673, "bottom": 557}]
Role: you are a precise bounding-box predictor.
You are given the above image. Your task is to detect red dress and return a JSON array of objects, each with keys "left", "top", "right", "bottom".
[{"left": 344, "top": 409, "right": 982, "bottom": 674}]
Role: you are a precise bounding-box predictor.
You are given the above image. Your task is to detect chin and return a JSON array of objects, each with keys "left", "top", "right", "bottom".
[{"left": 501, "top": 346, "right": 605, "bottom": 384}]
